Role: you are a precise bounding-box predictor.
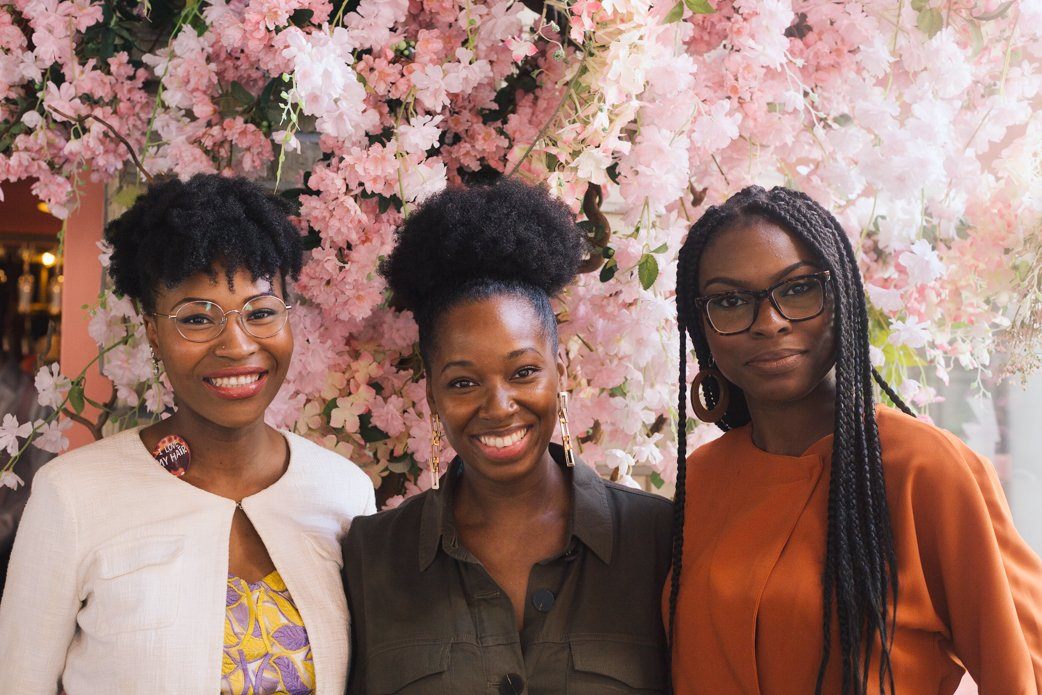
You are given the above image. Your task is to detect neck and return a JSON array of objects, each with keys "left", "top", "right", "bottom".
[
  {"left": 156, "top": 407, "right": 280, "bottom": 482},
  {"left": 746, "top": 372, "right": 837, "bottom": 456},
  {"left": 454, "top": 450, "right": 570, "bottom": 527}
]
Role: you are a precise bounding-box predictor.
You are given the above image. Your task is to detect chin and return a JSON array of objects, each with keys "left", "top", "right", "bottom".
[{"left": 742, "top": 374, "right": 818, "bottom": 405}]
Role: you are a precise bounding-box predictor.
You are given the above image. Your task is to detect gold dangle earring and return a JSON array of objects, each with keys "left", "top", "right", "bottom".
[
  {"left": 557, "top": 391, "right": 576, "bottom": 467},
  {"left": 149, "top": 346, "right": 161, "bottom": 378},
  {"left": 429, "top": 413, "right": 442, "bottom": 490}
]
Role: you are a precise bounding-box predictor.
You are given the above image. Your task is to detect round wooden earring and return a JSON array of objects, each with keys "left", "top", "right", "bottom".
[{"left": 690, "top": 367, "right": 730, "bottom": 423}]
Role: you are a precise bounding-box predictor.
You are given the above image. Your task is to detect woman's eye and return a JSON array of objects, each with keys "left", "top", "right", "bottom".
[
  {"left": 177, "top": 314, "right": 215, "bottom": 326},
  {"left": 246, "top": 309, "right": 276, "bottom": 321},
  {"left": 781, "top": 280, "right": 813, "bottom": 296},
  {"left": 448, "top": 378, "right": 476, "bottom": 389},
  {"left": 712, "top": 295, "right": 748, "bottom": 310},
  {"left": 514, "top": 366, "right": 539, "bottom": 379}
]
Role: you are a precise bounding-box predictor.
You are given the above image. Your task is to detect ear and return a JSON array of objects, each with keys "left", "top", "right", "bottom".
[
  {"left": 143, "top": 312, "right": 161, "bottom": 356},
  {"left": 555, "top": 345, "right": 567, "bottom": 389},
  {"left": 425, "top": 370, "right": 437, "bottom": 416}
]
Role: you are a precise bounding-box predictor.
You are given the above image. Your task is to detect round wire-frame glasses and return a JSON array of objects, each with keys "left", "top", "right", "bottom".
[
  {"left": 694, "top": 270, "right": 831, "bottom": 336},
  {"left": 149, "top": 295, "right": 293, "bottom": 342}
]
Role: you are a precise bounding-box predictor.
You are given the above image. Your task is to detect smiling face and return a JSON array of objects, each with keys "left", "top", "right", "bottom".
[
  {"left": 426, "top": 294, "right": 565, "bottom": 485},
  {"left": 697, "top": 216, "right": 835, "bottom": 407},
  {"left": 144, "top": 264, "right": 293, "bottom": 432}
]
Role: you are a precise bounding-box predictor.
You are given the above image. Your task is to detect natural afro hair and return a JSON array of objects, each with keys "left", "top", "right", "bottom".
[
  {"left": 381, "top": 178, "right": 586, "bottom": 362},
  {"left": 105, "top": 174, "right": 304, "bottom": 312}
]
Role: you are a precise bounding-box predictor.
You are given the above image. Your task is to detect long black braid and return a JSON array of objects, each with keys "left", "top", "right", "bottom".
[{"left": 669, "top": 186, "right": 914, "bottom": 695}]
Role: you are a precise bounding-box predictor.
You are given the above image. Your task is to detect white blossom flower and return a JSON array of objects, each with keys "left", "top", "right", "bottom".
[{"left": 0, "top": 414, "right": 32, "bottom": 457}]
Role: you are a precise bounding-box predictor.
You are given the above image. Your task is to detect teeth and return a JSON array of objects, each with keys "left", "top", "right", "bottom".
[
  {"left": 208, "top": 373, "right": 262, "bottom": 388},
  {"left": 478, "top": 428, "right": 527, "bottom": 449}
]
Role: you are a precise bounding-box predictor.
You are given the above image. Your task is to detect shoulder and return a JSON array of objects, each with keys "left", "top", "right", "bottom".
[
  {"left": 603, "top": 480, "right": 672, "bottom": 519},
  {"left": 874, "top": 406, "right": 982, "bottom": 478},
  {"left": 284, "top": 431, "right": 374, "bottom": 504},
  {"left": 33, "top": 427, "right": 146, "bottom": 493},
  {"left": 873, "top": 406, "right": 1000, "bottom": 508},
  {"left": 342, "top": 492, "right": 426, "bottom": 563},
  {"left": 684, "top": 425, "right": 747, "bottom": 468},
  {"left": 347, "top": 491, "right": 426, "bottom": 539}
]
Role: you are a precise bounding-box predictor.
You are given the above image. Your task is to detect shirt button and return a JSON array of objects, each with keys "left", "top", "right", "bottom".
[
  {"left": 500, "top": 673, "right": 525, "bottom": 694},
  {"left": 531, "top": 588, "right": 555, "bottom": 613}
]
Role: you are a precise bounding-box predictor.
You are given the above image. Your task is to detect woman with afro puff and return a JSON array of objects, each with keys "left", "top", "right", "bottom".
[
  {"left": 0, "top": 174, "right": 375, "bottom": 694},
  {"left": 341, "top": 178, "right": 673, "bottom": 694}
]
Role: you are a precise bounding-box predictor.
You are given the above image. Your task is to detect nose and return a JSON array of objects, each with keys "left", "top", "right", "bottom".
[
  {"left": 214, "top": 312, "right": 259, "bottom": 359},
  {"left": 750, "top": 296, "right": 791, "bottom": 338},
  {"left": 479, "top": 380, "right": 518, "bottom": 422}
]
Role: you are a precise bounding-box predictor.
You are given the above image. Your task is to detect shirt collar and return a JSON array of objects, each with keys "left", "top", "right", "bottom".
[{"left": 417, "top": 444, "right": 614, "bottom": 571}]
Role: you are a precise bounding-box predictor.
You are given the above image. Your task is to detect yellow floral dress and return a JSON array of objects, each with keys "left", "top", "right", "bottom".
[{"left": 221, "top": 571, "right": 315, "bottom": 695}]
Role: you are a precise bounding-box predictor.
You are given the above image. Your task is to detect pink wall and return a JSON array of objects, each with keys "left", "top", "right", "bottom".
[{"left": 60, "top": 181, "right": 110, "bottom": 450}]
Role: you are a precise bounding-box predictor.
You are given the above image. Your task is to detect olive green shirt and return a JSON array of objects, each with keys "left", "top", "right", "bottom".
[{"left": 341, "top": 446, "right": 672, "bottom": 694}]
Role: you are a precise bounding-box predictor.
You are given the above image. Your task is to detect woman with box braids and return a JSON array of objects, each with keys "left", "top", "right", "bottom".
[{"left": 667, "top": 185, "right": 1042, "bottom": 694}]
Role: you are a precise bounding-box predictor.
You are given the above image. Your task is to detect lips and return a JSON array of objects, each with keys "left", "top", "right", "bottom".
[
  {"left": 472, "top": 425, "right": 532, "bottom": 462},
  {"left": 745, "top": 349, "right": 806, "bottom": 373},
  {"left": 202, "top": 368, "right": 269, "bottom": 400}
]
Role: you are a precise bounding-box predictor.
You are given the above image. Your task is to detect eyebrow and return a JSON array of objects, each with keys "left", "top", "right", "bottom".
[
  {"left": 439, "top": 347, "right": 543, "bottom": 374},
  {"left": 169, "top": 291, "right": 277, "bottom": 311},
  {"left": 701, "top": 261, "right": 819, "bottom": 290}
]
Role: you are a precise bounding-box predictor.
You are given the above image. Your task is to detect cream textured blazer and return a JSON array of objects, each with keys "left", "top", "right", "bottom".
[{"left": 0, "top": 426, "right": 376, "bottom": 694}]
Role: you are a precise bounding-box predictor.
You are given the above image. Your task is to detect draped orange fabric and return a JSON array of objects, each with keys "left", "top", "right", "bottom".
[{"left": 666, "top": 406, "right": 1042, "bottom": 694}]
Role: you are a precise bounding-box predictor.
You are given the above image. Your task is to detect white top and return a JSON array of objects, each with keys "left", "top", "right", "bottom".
[{"left": 0, "top": 426, "right": 376, "bottom": 694}]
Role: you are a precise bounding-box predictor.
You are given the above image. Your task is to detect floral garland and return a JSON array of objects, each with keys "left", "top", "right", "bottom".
[{"left": 1, "top": 0, "right": 1039, "bottom": 499}]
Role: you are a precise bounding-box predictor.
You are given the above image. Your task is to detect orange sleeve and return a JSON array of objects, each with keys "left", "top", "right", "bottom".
[{"left": 910, "top": 430, "right": 1042, "bottom": 693}]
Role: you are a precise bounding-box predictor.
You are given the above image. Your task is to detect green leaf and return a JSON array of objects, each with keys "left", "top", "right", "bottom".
[
  {"left": 321, "top": 399, "right": 338, "bottom": 419},
  {"left": 649, "top": 242, "right": 668, "bottom": 255},
  {"left": 599, "top": 258, "right": 618, "bottom": 282},
  {"left": 637, "top": 254, "right": 659, "bottom": 290},
  {"left": 832, "top": 113, "right": 853, "bottom": 127},
  {"left": 916, "top": 8, "right": 943, "bottom": 37},
  {"left": 649, "top": 471, "right": 665, "bottom": 489},
  {"left": 684, "top": 0, "right": 715, "bottom": 13},
  {"left": 387, "top": 455, "right": 414, "bottom": 474},
  {"left": 972, "top": 1, "right": 1013, "bottom": 21},
  {"left": 358, "top": 413, "right": 389, "bottom": 443},
  {"left": 910, "top": 0, "right": 929, "bottom": 10},
  {"left": 229, "top": 81, "right": 254, "bottom": 106},
  {"left": 69, "top": 384, "right": 84, "bottom": 415},
  {"left": 112, "top": 185, "right": 144, "bottom": 211},
  {"left": 664, "top": 1, "right": 684, "bottom": 23}
]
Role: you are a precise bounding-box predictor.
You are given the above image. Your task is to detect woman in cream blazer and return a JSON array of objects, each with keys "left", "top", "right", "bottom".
[{"left": 0, "top": 175, "right": 375, "bottom": 694}]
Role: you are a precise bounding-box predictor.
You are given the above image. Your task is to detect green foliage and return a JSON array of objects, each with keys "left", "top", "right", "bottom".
[
  {"left": 637, "top": 253, "right": 659, "bottom": 290},
  {"left": 916, "top": 8, "right": 943, "bottom": 37}
]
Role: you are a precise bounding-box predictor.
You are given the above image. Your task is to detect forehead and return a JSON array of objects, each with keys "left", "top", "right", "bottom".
[
  {"left": 698, "top": 217, "right": 819, "bottom": 287},
  {"left": 429, "top": 295, "right": 551, "bottom": 366},
  {"left": 154, "top": 265, "right": 279, "bottom": 308}
]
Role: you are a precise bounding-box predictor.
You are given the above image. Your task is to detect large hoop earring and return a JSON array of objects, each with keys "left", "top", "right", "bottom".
[
  {"left": 690, "top": 367, "right": 730, "bottom": 423},
  {"left": 557, "top": 391, "right": 576, "bottom": 467},
  {"left": 429, "top": 413, "right": 442, "bottom": 490}
]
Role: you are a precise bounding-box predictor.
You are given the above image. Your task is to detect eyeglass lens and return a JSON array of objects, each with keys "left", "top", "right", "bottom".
[
  {"left": 172, "top": 296, "right": 289, "bottom": 341},
  {"left": 706, "top": 276, "right": 825, "bottom": 334}
]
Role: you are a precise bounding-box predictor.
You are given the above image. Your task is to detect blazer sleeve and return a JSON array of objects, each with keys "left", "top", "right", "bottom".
[
  {"left": 913, "top": 433, "right": 1042, "bottom": 692},
  {"left": 0, "top": 467, "right": 80, "bottom": 693}
]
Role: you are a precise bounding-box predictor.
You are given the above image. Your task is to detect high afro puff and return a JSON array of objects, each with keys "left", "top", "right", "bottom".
[
  {"left": 105, "top": 174, "right": 304, "bottom": 312},
  {"left": 381, "top": 178, "right": 586, "bottom": 362}
]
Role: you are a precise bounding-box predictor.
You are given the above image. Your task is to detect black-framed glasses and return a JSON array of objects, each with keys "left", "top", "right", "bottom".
[
  {"left": 694, "top": 271, "right": 831, "bottom": 336},
  {"left": 149, "top": 295, "right": 293, "bottom": 343}
]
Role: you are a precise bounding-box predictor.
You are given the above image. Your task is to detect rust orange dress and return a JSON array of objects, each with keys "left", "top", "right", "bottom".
[{"left": 666, "top": 406, "right": 1042, "bottom": 694}]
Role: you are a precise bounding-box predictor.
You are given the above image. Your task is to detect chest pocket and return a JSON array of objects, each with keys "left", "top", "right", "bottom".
[
  {"left": 567, "top": 637, "right": 667, "bottom": 693},
  {"left": 364, "top": 641, "right": 452, "bottom": 694},
  {"left": 79, "top": 535, "right": 185, "bottom": 637}
]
